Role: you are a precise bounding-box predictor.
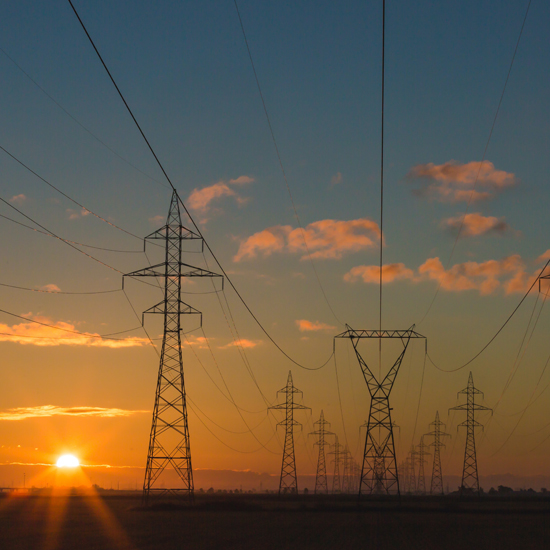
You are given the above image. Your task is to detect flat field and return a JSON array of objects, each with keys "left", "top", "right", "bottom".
[{"left": 1, "top": 493, "right": 549, "bottom": 550}]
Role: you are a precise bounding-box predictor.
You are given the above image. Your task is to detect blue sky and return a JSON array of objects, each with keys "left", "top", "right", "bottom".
[{"left": 0, "top": 0, "right": 549, "bottom": 486}]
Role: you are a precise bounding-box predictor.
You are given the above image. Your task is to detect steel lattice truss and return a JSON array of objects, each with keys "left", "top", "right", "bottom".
[
  {"left": 329, "top": 437, "right": 342, "bottom": 494},
  {"left": 449, "top": 372, "right": 492, "bottom": 496},
  {"left": 309, "top": 410, "right": 334, "bottom": 494},
  {"left": 424, "top": 411, "right": 450, "bottom": 495},
  {"left": 269, "top": 372, "right": 310, "bottom": 494},
  {"left": 416, "top": 436, "right": 430, "bottom": 495},
  {"left": 124, "top": 191, "right": 222, "bottom": 505},
  {"left": 335, "top": 324, "right": 425, "bottom": 496}
]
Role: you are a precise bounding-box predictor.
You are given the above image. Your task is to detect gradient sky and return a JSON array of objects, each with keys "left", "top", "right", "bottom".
[{"left": 1, "top": 0, "right": 550, "bottom": 490}]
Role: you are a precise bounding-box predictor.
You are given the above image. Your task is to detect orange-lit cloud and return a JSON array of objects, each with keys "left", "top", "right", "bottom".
[
  {"left": 331, "top": 172, "right": 343, "bottom": 186},
  {"left": 219, "top": 338, "right": 262, "bottom": 349},
  {"left": 344, "top": 263, "right": 415, "bottom": 284},
  {"left": 295, "top": 319, "right": 336, "bottom": 332},
  {"left": 234, "top": 218, "right": 381, "bottom": 262},
  {"left": 441, "top": 212, "right": 510, "bottom": 237},
  {"left": 148, "top": 214, "right": 165, "bottom": 226},
  {"left": 0, "top": 405, "right": 148, "bottom": 421},
  {"left": 0, "top": 315, "right": 149, "bottom": 347},
  {"left": 39, "top": 283, "right": 61, "bottom": 292},
  {"left": 187, "top": 176, "right": 255, "bottom": 221},
  {"left": 10, "top": 194, "right": 26, "bottom": 204},
  {"left": 418, "top": 255, "right": 531, "bottom": 295},
  {"left": 408, "top": 160, "right": 517, "bottom": 203},
  {"left": 67, "top": 207, "right": 91, "bottom": 220}
]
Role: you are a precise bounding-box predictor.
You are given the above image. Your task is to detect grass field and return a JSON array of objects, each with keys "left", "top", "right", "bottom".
[{"left": 1, "top": 493, "right": 549, "bottom": 549}]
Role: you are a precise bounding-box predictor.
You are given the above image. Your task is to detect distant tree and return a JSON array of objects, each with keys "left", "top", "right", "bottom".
[
  {"left": 488, "top": 487, "right": 497, "bottom": 495},
  {"left": 207, "top": 487, "right": 214, "bottom": 494},
  {"left": 198, "top": 488, "right": 204, "bottom": 493},
  {"left": 497, "top": 485, "right": 513, "bottom": 495},
  {"left": 303, "top": 487, "right": 309, "bottom": 495}
]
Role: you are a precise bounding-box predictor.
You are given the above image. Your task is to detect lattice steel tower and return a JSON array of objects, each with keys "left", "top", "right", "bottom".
[
  {"left": 450, "top": 372, "right": 492, "bottom": 496},
  {"left": 424, "top": 411, "right": 450, "bottom": 495},
  {"left": 329, "top": 436, "right": 342, "bottom": 494},
  {"left": 416, "top": 436, "right": 430, "bottom": 495},
  {"left": 125, "top": 190, "right": 222, "bottom": 504},
  {"left": 336, "top": 326, "right": 425, "bottom": 495},
  {"left": 407, "top": 444, "right": 418, "bottom": 494},
  {"left": 269, "top": 371, "right": 310, "bottom": 494},
  {"left": 309, "top": 410, "right": 334, "bottom": 494}
]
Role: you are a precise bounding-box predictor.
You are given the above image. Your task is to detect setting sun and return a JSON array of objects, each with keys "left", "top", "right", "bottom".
[{"left": 56, "top": 454, "right": 80, "bottom": 468}]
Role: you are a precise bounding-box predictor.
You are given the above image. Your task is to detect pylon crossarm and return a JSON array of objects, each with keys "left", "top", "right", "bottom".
[
  {"left": 145, "top": 224, "right": 201, "bottom": 241},
  {"left": 381, "top": 343, "right": 409, "bottom": 392},
  {"left": 124, "top": 263, "right": 222, "bottom": 280}
]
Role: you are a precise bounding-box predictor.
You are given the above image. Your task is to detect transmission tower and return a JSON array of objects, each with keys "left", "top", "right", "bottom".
[
  {"left": 341, "top": 446, "right": 352, "bottom": 493},
  {"left": 407, "top": 444, "right": 417, "bottom": 494},
  {"left": 336, "top": 326, "right": 425, "bottom": 495},
  {"left": 449, "top": 372, "right": 492, "bottom": 496},
  {"left": 416, "top": 436, "right": 430, "bottom": 495},
  {"left": 329, "top": 436, "right": 342, "bottom": 494},
  {"left": 269, "top": 371, "right": 310, "bottom": 494},
  {"left": 424, "top": 411, "right": 451, "bottom": 495},
  {"left": 309, "top": 410, "right": 334, "bottom": 494},
  {"left": 124, "top": 190, "right": 222, "bottom": 504}
]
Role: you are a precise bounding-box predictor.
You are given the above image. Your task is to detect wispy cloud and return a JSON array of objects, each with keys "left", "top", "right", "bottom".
[
  {"left": 330, "top": 172, "right": 343, "bottom": 186},
  {"left": 407, "top": 160, "right": 517, "bottom": 203},
  {"left": 38, "top": 284, "right": 61, "bottom": 292},
  {"left": 0, "top": 315, "right": 149, "bottom": 348},
  {"left": 0, "top": 405, "right": 148, "bottom": 421},
  {"left": 9, "top": 194, "right": 26, "bottom": 205},
  {"left": 295, "top": 319, "right": 336, "bottom": 332},
  {"left": 67, "top": 207, "right": 91, "bottom": 220},
  {"left": 187, "top": 176, "right": 255, "bottom": 222},
  {"left": 219, "top": 338, "right": 262, "bottom": 349},
  {"left": 441, "top": 212, "right": 510, "bottom": 237},
  {"left": 148, "top": 215, "right": 165, "bottom": 226},
  {"left": 234, "top": 218, "right": 381, "bottom": 262},
  {"left": 344, "top": 263, "right": 415, "bottom": 284}
]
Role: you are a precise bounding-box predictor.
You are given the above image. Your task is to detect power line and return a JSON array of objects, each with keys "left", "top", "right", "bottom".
[
  {"left": 417, "top": 0, "right": 532, "bottom": 325},
  {"left": 0, "top": 281, "right": 119, "bottom": 295},
  {"left": 67, "top": 0, "right": 333, "bottom": 372},
  {"left": 428, "top": 259, "right": 550, "bottom": 373},
  {"left": 232, "top": 0, "right": 343, "bottom": 327},
  {"left": 0, "top": 45, "right": 167, "bottom": 190}
]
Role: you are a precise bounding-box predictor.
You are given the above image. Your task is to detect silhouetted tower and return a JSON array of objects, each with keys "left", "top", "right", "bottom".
[
  {"left": 416, "top": 436, "right": 431, "bottom": 495},
  {"left": 329, "top": 437, "right": 342, "bottom": 494},
  {"left": 407, "top": 444, "right": 418, "bottom": 494},
  {"left": 125, "top": 191, "right": 222, "bottom": 504},
  {"left": 450, "top": 372, "right": 492, "bottom": 496},
  {"left": 309, "top": 410, "right": 334, "bottom": 494},
  {"left": 341, "top": 446, "right": 352, "bottom": 493},
  {"left": 269, "top": 371, "right": 310, "bottom": 494},
  {"left": 336, "top": 327, "right": 425, "bottom": 495},
  {"left": 424, "top": 411, "right": 451, "bottom": 495}
]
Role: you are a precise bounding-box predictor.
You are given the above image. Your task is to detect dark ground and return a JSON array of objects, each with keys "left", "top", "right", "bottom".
[{"left": 1, "top": 492, "right": 549, "bottom": 550}]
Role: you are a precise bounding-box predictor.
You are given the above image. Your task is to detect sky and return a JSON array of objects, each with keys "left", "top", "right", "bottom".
[{"left": 1, "top": 0, "right": 550, "bottom": 491}]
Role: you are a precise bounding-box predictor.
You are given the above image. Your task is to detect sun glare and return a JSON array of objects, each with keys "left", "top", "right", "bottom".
[{"left": 56, "top": 454, "right": 80, "bottom": 468}]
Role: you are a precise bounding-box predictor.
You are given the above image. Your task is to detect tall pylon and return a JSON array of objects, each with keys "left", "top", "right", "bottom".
[
  {"left": 336, "top": 326, "right": 425, "bottom": 495},
  {"left": 416, "top": 436, "right": 431, "bottom": 495},
  {"left": 269, "top": 371, "right": 310, "bottom": 494},
  {"left": 309, "top": 410, "right": 334, "bottom": 494},
  {"left": 424, "top": 411, "right": 451, "bottom": 495},
  {"left": 407, "top": 444, "right": 418, "bottom": 494},
  {"left": 341, "top": 446, "right": 352, "bottom": 493},
  {"left": 125, "top": 190, "right": 222, "bottom": 504},
  {"left": 329, "top": 436, "right": 342, "bottom": 494},
  {"left": 450, "top": 372, "right": 492, "bottom": 496}
]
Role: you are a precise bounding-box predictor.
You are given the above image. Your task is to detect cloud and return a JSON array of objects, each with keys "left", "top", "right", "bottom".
[
  {"left": 219, "top": 338, "right": 262, "bottom": 349},
  {"left": 418, "top": 255, "right": 532, "bottom": 295},
  {"left": 344, "top": 263, "right": 415, "bottom": 284},
  {"left": 148, "top": 215, "right": 165, "bottom": 226},
  {"left": 295, "top": 320, "right": 336, "bottom": 332},
  {"left": 0, "top": 405, "right": 148, "bottom": 421},
  {"left": 330, "top": 172, "right": 343, "bottom": 186},
  {"left": 441, "top": 213, "right": 510, "bottom": 237},
  {"left": 67, "top": 208, "right": 91, "bottom": 220},
  {"left": 38, "top": 284, "right": 61, "bottom": 292},
  {"left": 0, "top": 315, "right": 149, "bottom": 348},
  {"left": 9, "top": 194, "right": 26, "bottom": 205},
  {"left": 408, "top": 160, "right": 517, "bottom": 203},
  {"left": 234, "top": 218, "right": 381, "bottom": 262},
  {"left": 187, "top": 176, "right": 255, "bottom": 221}
]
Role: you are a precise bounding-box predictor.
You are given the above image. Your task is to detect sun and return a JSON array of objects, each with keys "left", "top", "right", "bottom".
[{"left": 56, "top": 454, "right": 80, "bottom": 468}]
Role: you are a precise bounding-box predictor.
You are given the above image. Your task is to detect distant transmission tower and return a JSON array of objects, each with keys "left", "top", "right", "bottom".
[
  {"left": 125, "top": 190, "right": 222, "bottom": 504},
  {"left": 416, "top": 436, "right": 430, "bottom": 495},
  {"left": 424, "top": 411, "right": 450, "bottom": 495},
  {"left": 329, "top": 437, "right": 342, "bottom": 494},
  {"left": 450, "top": 372, "right": 492, "bottom": 496},
  {"left": 341, "top": 446, "right": 352, "bottom": 493},
  {"left": 407, "top": 444, "right": 417, "bottom": 494},
  {"left": 336, "top": 326, "right": 425, "bottom": 495},
  {"left": 309, "top": 410, "right": 334, "bottom": 494},
  {"left": 269, "top": 371, "right": 310, "bottom": 494}
]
